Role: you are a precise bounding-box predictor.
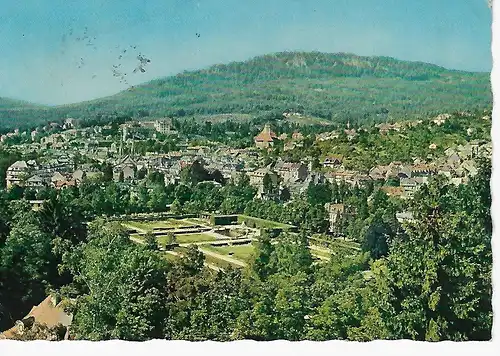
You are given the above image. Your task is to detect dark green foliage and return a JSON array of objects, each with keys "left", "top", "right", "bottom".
[
  {"left": 210, "top": 215, "right": 238, "bottom": 226},
  {"left": 180, "top": 160, "right": 211, "bottom": 186},
  {"left": 243, "top": 199, "right": 326, "bottom": 233},
  {"left": 144, "top": 232, "right": 158, "bottom": 251},
  {"left": 62, "top": 221, "right": 170, "bottom": 341},
  {"left": 362, "top": 212, "right": 391, "bottom": 259},
  {"left": 377, "top": 162, "right": 492, "bottom": 341},
  {"left": 0, "top": 211, "right": 57, "bottom": 330},
  {"left": 251, "top": 231, "right": 276, "bottom": 280},
  {"left": 0, "top": 149, "right": 22, "bottom": 188},
  {"left": 307, "top": 181, "right": 332, "bottom": 206}
]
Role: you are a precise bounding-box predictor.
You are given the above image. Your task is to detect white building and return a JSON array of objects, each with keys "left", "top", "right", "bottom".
[
  {"left": 6, "top": 160, "right": 34, "bottom": 188},
  {"left": 154, "top": 120, "right": 172, "bottom": 135}
]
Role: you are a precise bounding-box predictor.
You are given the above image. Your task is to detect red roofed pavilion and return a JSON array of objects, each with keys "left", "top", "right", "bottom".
[{"left": 254, "top": 124, "right": 278, "bottom": 149}]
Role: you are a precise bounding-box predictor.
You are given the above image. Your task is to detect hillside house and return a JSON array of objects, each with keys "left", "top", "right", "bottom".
[
  {"left": 292, "top": 131, "right": 304, "bottom": 141},
  {"left": 25, "top": 175, "right": 45, "bottom": 189},
  {"left": 323, "top": 155, "right": 343, "bottom": 168},
  {"left": 275, "top": 162, "right": 309, "bottom": 183},
  {"left": 51, "top": 172, "right": 68, "bottom": 187},
  {"left": 63, "top": 118, "right": 77, "bottom": 129},
  {"left": 72, "top": 169, "right": 86, "bottom": 184},
  {"left": 400, "top": 177, "right": 428, "bottom": 198},
  {"left": 54, "top": 179, "right": 77, "bottom": 190},
  {"left": 432, "top": 113, "right": 451, "bottom": 126},
  {"left": 154, "top": 119, "right": 173, "bottom": 135},
  {"left": 446, "top": 152, "right": 461, "bottom": 167},
  {"left": 248, "top": 167, "right": 278, "bottom": 188},
  {"left": 326, "top": 170, "right": 353, "bottom": 185},
  {"left": 437, "top": 164, "right": 454, "bottom": 178},
  {"left": 369, "top": 165, "right": 389, "bottom": 180},
  {"left": 396, "top": 211, "right": 415, "bottom": 224},
  {"left": 344, "top": 129, "right": 357, "bottom": 141},
  {"left": 316, "top": 131, "right": 339, "bottom": 142},
  {"left": 6, "top": 160, "right": 37, "bottom": 188},
  {"left": 377, "top": 122, "right": 402, "bottom": 135},
  {"left": 383, "top": 162, "right": 411, "bottom": 180}
]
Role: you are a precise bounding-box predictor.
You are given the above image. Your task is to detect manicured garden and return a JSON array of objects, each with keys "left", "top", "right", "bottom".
[
  {"left": 203, "top": 243, "right": 255, "bottom": 263},
  {"left": 159, "top": 233, "right": 216, "bottom": 245},
  {"left": 123, "top": 219, "right": 197, "bottom": 232}
]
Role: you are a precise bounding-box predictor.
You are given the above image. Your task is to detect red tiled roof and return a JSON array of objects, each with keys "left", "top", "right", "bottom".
[{"left": 255, "top": 125, "right": 278, "bottom": 142}]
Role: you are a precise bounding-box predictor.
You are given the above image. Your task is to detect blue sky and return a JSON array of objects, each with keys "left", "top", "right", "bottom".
[{"left": 0, "top": 0, "right": 492, "bottom": 105}]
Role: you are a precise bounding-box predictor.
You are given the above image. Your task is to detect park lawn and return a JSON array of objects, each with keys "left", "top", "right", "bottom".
[
  {"left": 329, "top": 239, "right": 361, "bottom": 251},
  {"left": 162, "top": 246, "right": 189, "bottom": 261},
  {"left": 164, "top": 253, "right": 179, "bottom": 262},
  {"left": 162, "top": 245, "right": 243, "bottom": 270},
  {"left": 204, "top": 243, "right": 255, "bottom": 263},
  {"left": 171, "top": 219, "right": 198, "bottom": 228},
  {"left": 183, "top": 218, "right": 209, "bottom": 226},
  {"left": 310, "top": 248, "right": 331, "bottom": 260},
  {"left": 124, "top": 220, "right": 175, "bottom": 231},
  {"left": 124, "top": 219, "right": 197, "bottom": 231},
  {"left": 204, "top": 254, "right": 243, "bottom": 269},
  {"left": 309, "top": 234, "right": 361, "bottom": 251},
  {"left": 157, "top": 233, "right": 216, "bottom": 245}
]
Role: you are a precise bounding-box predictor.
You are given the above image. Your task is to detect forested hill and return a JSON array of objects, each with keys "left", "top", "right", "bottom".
[
  {"left": 0, "top": 97, "right": 40, "bottom": 110},
  {"left": 0, "top": 52, "right": 492, "bottom": 130}
]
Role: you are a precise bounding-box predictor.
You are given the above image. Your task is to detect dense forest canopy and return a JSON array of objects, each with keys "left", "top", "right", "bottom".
[{"left": 0, "top": 52, "right": 491, "bottom": 130}]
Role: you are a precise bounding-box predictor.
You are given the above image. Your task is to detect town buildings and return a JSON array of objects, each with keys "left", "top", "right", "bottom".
[{"left": 1, "top": 114, "right": 490, "bottom": 215}]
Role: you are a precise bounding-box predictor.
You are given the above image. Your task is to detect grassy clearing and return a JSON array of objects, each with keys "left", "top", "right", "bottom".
[
  {"left": 183, "top": 218, "right": 209, "bottom": 226},
  {"left": 124, "top": 219, "right": 197, "bottom": 232},
  {"left": 310, "top": 248, "right": 331, "bottom": 260},
  {"left": 164, "top": 253, "right": 179, "bottom": 262},
  {"left": 124, "top": 220, "right": 175, "bottom": 231},
  {"left": 157, "top": 233, "right": 215, "bottom": 245},
  {"left": 204, "top": 254, "right": 243, "bottom": 269},
  {"left": 203, "top": 243, "right": 255, "bottom": 263},
  {"left": 330, "top": 239, "right": 361, "bottom": 251}
]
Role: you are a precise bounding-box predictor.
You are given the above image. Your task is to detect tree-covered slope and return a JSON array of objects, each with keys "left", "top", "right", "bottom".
[
  {"left": 0, "top": 97, "right": 42, "bottom": 110},
  {"left": 0, "top": 52, "right": 492, "bottom": 130}
]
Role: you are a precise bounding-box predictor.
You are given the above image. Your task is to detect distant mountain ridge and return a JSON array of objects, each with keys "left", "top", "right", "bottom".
[
  {"left": 0, "top": 97, "right": 42, "bottom": 110},
  {"left": 0, "top": 51, "right": 492, "bottom": 130}
]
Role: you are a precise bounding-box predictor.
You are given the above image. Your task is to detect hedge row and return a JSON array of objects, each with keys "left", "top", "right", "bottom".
[
  {"left": 210, "top": 215, "right": 239, "bottom": 226},
  {"left": 237, "top": 215, "right": 297, "bottom": 231}
]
